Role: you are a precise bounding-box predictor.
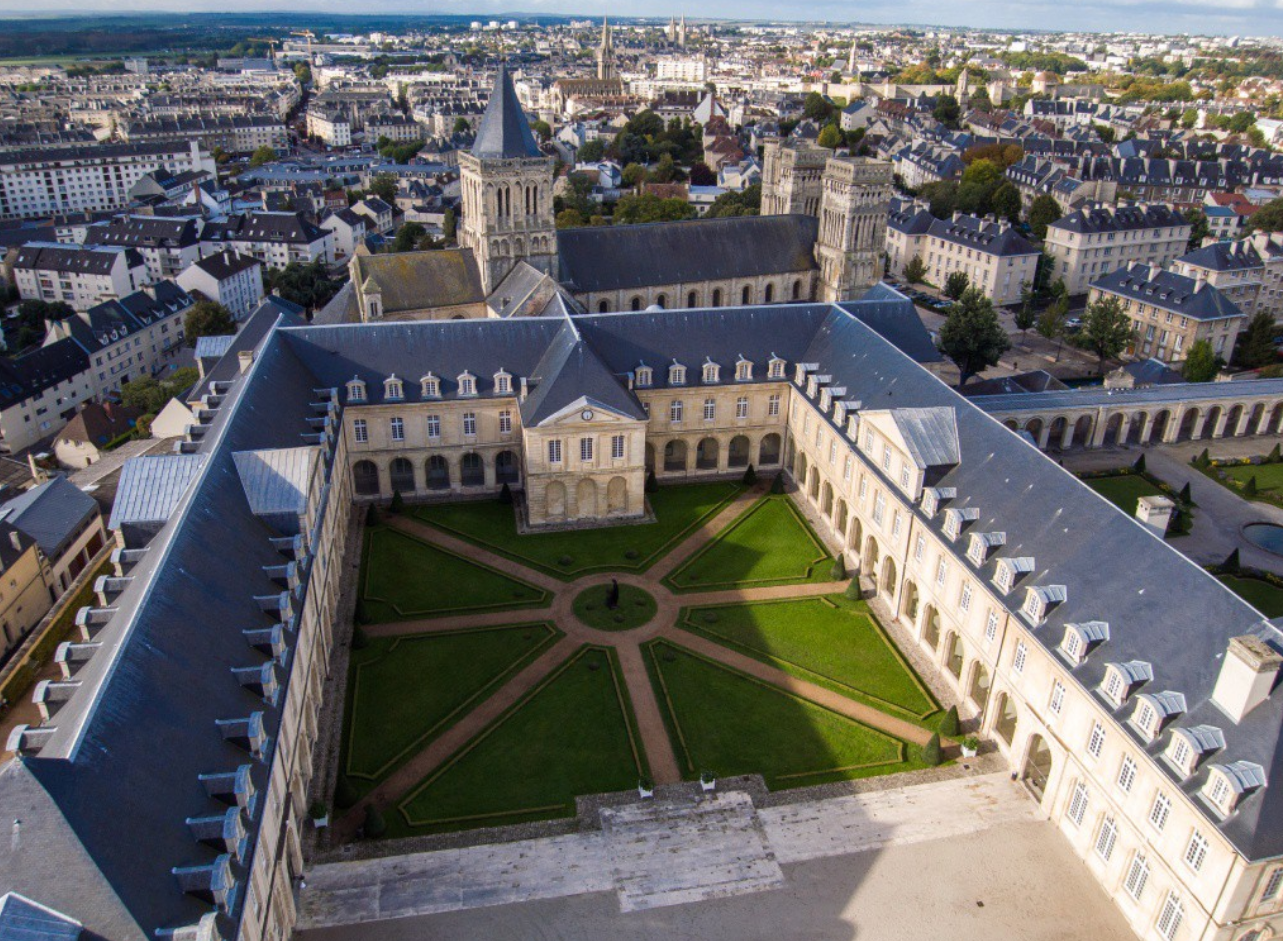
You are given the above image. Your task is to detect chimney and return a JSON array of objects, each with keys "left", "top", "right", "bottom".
[
  {"left": 519, "top": 376, "right": 528, "bottom": 402},
  {"left": 1212, "top": 636, "right": 1283, "bottom": 722},
  {"left": 8, "top": 530, "right": 21, "bottom": 553},
  {"left": 238, "top": 350, "right": 254, "bottom": 375},
  {"left": 1194, "top": 272, "right": 1207, "bottom": 292}
]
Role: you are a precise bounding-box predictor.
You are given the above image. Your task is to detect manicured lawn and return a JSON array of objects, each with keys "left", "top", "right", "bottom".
[
  {"left": 1219, "top": 575, "right": 1283, "bottom": 618},
  {"left": 410, "top": 482, "right": 741, "bottom": 579},
  {"left": 678, "top": 597, "right": 939, "bottom": 722},
  {"left": 645, "top": 641, "right": 924, "bottom": 789},
  {"left": 664, "top": 495, "right": 832, "bottom": 592},
  {"left": 1215, "top": 461, "right": 1283, "bottom": 507},
  {"left": 395, "top": 646, "right": 647, "bottom": 835},
  {"left": 572, "top": 583, "right": 658, "bottom": 631},
  {"left": 342, "top": 623, "right": 562, "bottom": 788},
  {"left": 361, "top": 526, "right": 549, "bottom": 620},
  {"left": 1084, "top": 473, "right": 1164, "bottom": 515}
]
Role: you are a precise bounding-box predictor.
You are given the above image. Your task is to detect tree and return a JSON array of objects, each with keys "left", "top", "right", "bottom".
[
  {"left": 688, "top": 162, "right": 716, "bottom": 186},
  {"left": 1014, "top": 283, "right": 1037, "bottom": 338},
  {"left": 944, "top": 271, "right": 970, "bottom": 299},
  {"left": 1248, "top": 197, "right": 1283, "bottom": 234},
  {"left": 923, "top": 732, "right": 942, "bottom": 767},
  {"left": 1182, "top": 338, "right": 1220, "bottom": 383},
  {"left": 1036, "top": 294, "right": 1069, "bottom": 360},
  {"left": 817, "top": 123, "right": 843, "bottom": 149},
  {"left": 441, "top": 208, "right": 456, "bottom": 243},
  {"left": 649, "top": 153, "right": 677, "bottom": 183},
  {"left": 1233, "top": 311, "right": 1277, "bottom": 369},
  {"left": 577, "top": 138, "right": 605, "bottom": 162},
  {"left": 1028, "top": 195, "right": 1062, "bottom": 240},
  {"left": 264, "top": 261, "right": 339, "bottom": 311},
  {"left": 830, "top": 556, "right": 846, "bottom": 580},
  {"left": 613, "top": 192, "right": 695, "bottom": 225},
  {"left": 742, "top": 464, "right": 756, "bottom": 486},
  {"left": 391, "top": 221, "right": 426, "bottom": 253},
  {"left": 904, "top": 255, "right": 927, "bottom": 284},
  {"left": 369, "top": 173, "right": 398, "bottom": 205},
  {"left": 938, "top": 288, "right": 1011, "bottom": 386},
  {"left": 249, "top": 145, "right": 277, "bottom": 167},
  {"left": 802, "top": 91, "right": 834, "bottom": 122},
  {"left": 933, "top": 93, "right": 961, "bottom": 128},
  {"left": 938, "top": 705, "right": 959, "bottom": 737},
  {"left": 530, "top": 119, "right": 552, "bottom": 142},
  {"left": 556, "top": 208, "right": 585, "bottom": 228},
  {"left": 991, "top": 182, "right": 1022, "bottom": 223},
  {"left": 1079, "top": 295, "right": 1133, "bottom": 373},
  {"left": 184, "top": 300, "right": 236, "bottom": 347},
  {"left": 1184, "top": 208, "right": 1211, "bottom": 250},
  {"left": 293, "top": 62, "right": 312, "bottom": 85},
  {"left": 120, "top": 367, "right": 200, "bottom": 413},
  {"left": 622, "top": 162, "right": 647, "bottom": 189},
  {"left": 452, "top": 116, "right": 471, "bottom": 135}
]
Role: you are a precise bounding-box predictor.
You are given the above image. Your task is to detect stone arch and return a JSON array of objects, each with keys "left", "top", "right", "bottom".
[
  {"left": 848, "top": 516, "right": 862, "bottom": 554},
  {"left": 1226, "top": 403, "right": 1246, "bottom": 436},
  {"left": 994, "top": 691, "right": 1018, "bottom": 745},
  {"left": 764, "top": 282, "right": 775, "bottom": 303},
  {"left": 1071, "top": 414, "right": 1093, "bottom": 448},
  {"left": 711, "top": 288, "right": 723, "bottom": 307},
  {"left": 796, "top": 450, "right": 809, "bottom": 484},
  {"left": 1206, "top": 405, "right": 1224, "bottom": 437},
  {"left": 1103, "top": 412, "right": 1125, "bottom": 446},
  {"left": 389, "top": 457, "right": 415, "bottom": 493},
  {"left": 968, "top": 661, "right": 992, "bottom": 710},
  {"left": 426, "top": 455, "right": 450, "bottom": 490},
  {"left": 759, "top": 433, "right": 781, "bottom": 466},
  {"left": 1151, "top": 409, "right": 1173, "bottom": 442},
  {"left": 696, "top": 437, "right": 719, "bottom": 470},
  {"left": 606, "top": 476, "right": 627, "bottom": 515},
  {"left": 1125, "top": 411, "right": 1148, "bottom": 445},
  {"left": 513, "top": 236, "right": 525, "bottom": 256},
  {"left": 945, "top": 632, "right": 964, "bottom": 679},
  {"left": 495, "top": 450, "right": 519, "bottom": 484},
  {"left": 862, "top": 535, "right": 879, "bottom": 574},
  {"left": 1248, "top": 403, "right": 1266, "bottom": 435},
  {"left": 741, "top": 285, "right": 753, "bottom": 305},
  {"left": 598, "top": 299, "right": 610, "bottom": 313},
  {"left": 1024, "top": 417, "right": 1044, "bottom": 442},
  {"left": 656, "top": 293, "right": 668, "bottom": 308},
  {"left": 353, "top": 460, "right": 380, "bottom": 496},
  {"left": 807, "top": 467, "right": 821, "bottom": 500},
  {"left": 728, "top": 435, "right": 750, "bottom": 468},
  {"left": 880, "top": 556, "right": 897, "bottom": 596},
  {"left": 833, "top": 498, "right": 848, "bottom": 538},
  {"left": 545, "top": 480, "right": 567, "bottom": 520},
  {"left": 820, "top": 480, "right": 834, "bottom": 516},
  {"left": 687, "top": 290, "right": 699, "bottom": 308},
  {"left": 630, "top": 295, "right": 644, "bottom": 311},
  {"left": 645, "top": 443, "right": 656, "bottom": 472},
  {"left": 664, "top": 439, "right": 688, "bottom": 472},
  {"left": 576, "top": 478, "right": 597, "bottom": 517},
  {"left": 460, "top": 452, "right": 484, "bottom": 487},
  {"left": 792, "top": 278, "right": 802, "bottom": 300},
  {"left": 1046, "top": 415, "right": 1066, "bottom": 447},
  {"left": 922, "top": 604, "right": 941, "bottom": 649},
  {"left": 901, "top": 580, "right": 920, "bottom": 624},
  {"left": 1021, "top": 733, "right": 1053, "bottom": 801},
  {"left": 1270, "top": 402, "right": 1283, "bottom": 434},
  {"left": 1004, "top": 419, "right": 1018, "bottom": 430},
  {"left": 1177, "top": 407, "right": 1201, "bottom": 442}
]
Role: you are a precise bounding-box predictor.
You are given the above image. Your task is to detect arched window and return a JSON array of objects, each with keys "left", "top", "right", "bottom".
[
  {"left": 420, "top": 373, "right": 440, "bottom": 397},
  {"left": 346, "top": 377, "right": 366, "bottom": 402},
  {"left": 765, "top": 282, "right": 775, "bottom": 303},
  {"left": 712, "top": 288, "right": 722, "bottom": 307},
  {"left": 631, "top": 296, "right": 643, "bottom": 311},
  {"left": 792, "top": 279, "right": 802, "bottom": 300},
  {"left": 687, "top": 291, "right": 698, "bottom": 308},
  {"left": 457, "top": 372, "right": 476, "bottom": 396},
  {"left": 598, "top": 299, "right": 610, "bottom": 313},
  {"left": 741, "top": 285, "right": 752, "bottom": 305},
  {"left": 383, "top": 374, "right": 404, "bottom": 401}
]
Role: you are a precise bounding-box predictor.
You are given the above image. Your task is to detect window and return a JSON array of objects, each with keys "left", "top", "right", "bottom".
[
  {"left": 495, "top": 371, "right": 511, "bottom": 394},
  {"left": 1156, "top": 892, "right": 1183, "bottom": 941},
  {"left": 671, "top": 400, "right": 684, "bottom": 423},
  {"left": 1124, "top": 854, "right": 1150, "bottom": 902},
  {"left": 426, "top": 415, "right": 441, "bottom": 439},
  {"left": 703, "top": 398, "right": 716, "bottom": 421},
  {"left": 959, "top": 582, "right": 973, "bottom": 612},
  {"left": 1104, "top": 670, "right": 1123, "bottom": 703},
  {"left": 873, "top": 492, "right": 886, "bottom": 525},
  {"left": 864, "top": 429, "right": 873, "bottom": 451},
  {"left": 736, "top": 396, "right": 748, "bottom": 419},
  {"left": 1013, "top": 641, "right": 1027, "bottom": 674},
  {"left": 384, "top": 376, "right": 404, "bottom": 400},
  {"left": 611, "top": 434, "right": 626, "bottom": 460},
  {"left": 935, "top": 559, "right": 947, "bottom": 586},
  {"left": 1049, "top": 680, "right": 1066, "bottom": 715},
  {"left": 580, "top": 437, "right": 594, "bottom": 462},
  {"left": 669, "top": 364, "right": 686, "bottom": 385},
  {"left": 1171, "top": 737, "right": 1192, "bottom": 769},
  {"left": 1263, "top": 868, "right": 1283, "bottom": 901},
  {"left": 1208, "top": 775, "right": 1229, "bottom": 807},
  {"left": 548, "top": 440, "right": 562, "bottom": 464},
  {"left": 843, "top": 455, "right": 853, "bottom": 481},
  {"left": 346, "top": 378, "right": 366, "bottom": 402},
  {"left": 636, "top": 366, "right": 653, "bottom": 388},
  {"left": 499, "top": 410, "right": 512, "bottom": 434},
  {"left": 353, "top": 419, "right": 368, "bottom": 443},
  {"left": 829, "top": 442, "right": 837, "bottom": 465},
  {"left": 1150, "top": 793, "right": 1172, "bottom": 832},
  {"left": 736, "top": 360, "right": 752, "bottom": 380},
  {"left": 882, "top": 444, "right": 892, "bottom": 471},
  {"left": 985, "top": 610, "right": 998, "bottom": 644},
  {"left": 859, "top": 476, "right": 868, "bottom": 500},
  {"left": 996, "top": 564, "right": 1012, "bottom": 593},
  {"left": 390, "top": 417, "right": 405, "bottom": 441},
  {"left": 900, "top": 466, "right": 911, "bottom": 489},
  {"left": 1068, "top": 781, "right": 1089, "bottom": 826},
  {"left": 1062, "top": 631, "right": 1083, "bottom": 661},
  {"left": 1184, "top": 831, "right": 1209, "bottom": 873},
  {"left": 1118, "top": 756, "right": 1137, "bottom": 793},
  {"left": 892, "top": 511, "right": 903, "bottom": 538},
  {"left": 769, "top": 359, "right": 785, "bottom": 379},
  {"left": 1095, "top": 816, "right": 1118, "bottom": 861},
  {"left": 768, "top": 393, "right": 780, "bottom": 417},
  {"left": 1133, "top": 701, "right": 1156, "bottom": 737},
  {"left": 914, "top": 535, "right": 925, "bottom": 562},
  {"left": 459, "top": 373, "right": 476, "bottom": 396},
  {"left": 702, "top": 362, "right": 719, "bottom": 383},
  {"left": 1087, "top": 722, "right": 1106, "bottom": 759},
  {"left": 462, "top": 412, "right": 477, "bottom": 436}
]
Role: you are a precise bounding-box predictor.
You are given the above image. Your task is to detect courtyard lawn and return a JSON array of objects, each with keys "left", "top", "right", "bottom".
[
  {"left": 1219, "top": 575, "right": 1283, "bottom": 618},
  {"left": 342, "top": 622, "right": 562, "bottom": 787},
  {"left": 1216, "top": 461, "right": 1283, "bottom": 508},
  {"left": 360, "top": 526, "right": 549, "bottom": 621},
  {"left": 646, "top": 641, "right": 922, "bottom": 789},
  {"left": 572, "top": 583, "right": 658, "bottom": 631},
  {"left": 678, "top": 596, "right": 939, "bottom": 722},
  {"left": 410, "top": 482, "right": 741, "bottom": 578},
  {"left": 395, "top": 646, "right": 647, "bottom": 835},
  {"left": 664, "top": 494, "right": 832, "bottom": 592},
  {"left": 1084, "top": 473, "right": 1164, "bottom": 516}
]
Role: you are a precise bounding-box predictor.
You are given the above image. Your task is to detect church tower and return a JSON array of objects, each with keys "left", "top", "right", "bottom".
[
  {"left": 677, "top": 16, "right": 688, "bottom": 49},
  {"left": 596, "top": 18, "right": 618, "bottom": 81},
  {"left": 458, "top": 64, "right": 558, "bottom": 295},
  {"left": 814, "top": 156, "right": 893, "bottom": 302}
]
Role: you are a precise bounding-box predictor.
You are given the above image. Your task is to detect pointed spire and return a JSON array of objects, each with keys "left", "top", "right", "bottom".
[{"left": 472, "top": 63, "right": 542, "bottom": 159}]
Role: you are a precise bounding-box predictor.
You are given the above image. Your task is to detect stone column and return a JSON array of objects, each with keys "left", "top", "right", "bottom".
[
  {"left": 1233, "top": 410, "right": 1251, "bottom": 437},
  {"left": 1191, "top": 411, "right": 1209, "bottom": 441},
  {"left": 1090, "top": 414, "right": 1110, "bottom": 449},
  {"left": 1163, "top": 412, "right": 1182, "bottom": 444},
  {"left": 1136, "top": 413, "right": 1153, "bottom": 446},
  {"left": 1212, "top": 412, "right": 1230, "bottom": 439},
  {"left": 1059, "top": 420, "right": 1075, "bottom": 450},
  {"left": 484, "top": 452, "right": 497, "bottom": 489},
  {"left": 1037, "top": 424, "right": 1052, "bottom": 450}
]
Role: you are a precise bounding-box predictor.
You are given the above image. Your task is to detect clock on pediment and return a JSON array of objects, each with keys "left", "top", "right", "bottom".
[{"left": 581, "top": 409, "right": 594, "bottom": 421}]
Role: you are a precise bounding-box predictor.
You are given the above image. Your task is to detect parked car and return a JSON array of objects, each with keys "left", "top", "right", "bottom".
[{"left": 1065, "top": 316, "right": 1083, "bottom": 330}]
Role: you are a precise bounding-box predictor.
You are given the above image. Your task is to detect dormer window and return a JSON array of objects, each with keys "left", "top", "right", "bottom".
[
  {"left": 769, "top": 356, "right": 785, "bottom": 379},
  {"left": 1060, "top": 621, "right": 1109, "bottom": 665},
  {"left": 458, "top": 372, "right": 476, "bottom": 396},
  {"left": 1022, "top": 585, "right": 1066, "bottom": 626},
  {"left": 1131, "top": 691, "right": 1186, "bottom": 741},
  {"left": 703, "top": 359, "right": 720, "bottom": 383},
  {"left": 820, "top": 388, "right": 833, "bottom": 413},
  {"left": 635, "top": 364, "right": 653, "bottom": 388},
  {"left": 421, "top": 373, "right": 441, "bottom": 398},
  {"left": 942, "top": 507, "right": 979, "bottom": 541},
  {"left": 1203, "top": 762, "right": 1266, "bottom": 816},
  {"left": 384, "top": 374, "right": 404, "bottom": 401},
  {"left": 669, "top": 361, "right": 687, "bottom": 386},
  {"left": 1166, "top": 725, "right": 1225, "bottom": 778},
  {"left": 921, "top": 486, "right": 955, "bottom": 518},
  {"left": 968, "top": 531, "right": 1006, "bottom": 565},
  {"left": 993, "top": 557, "right": 1033, "bottom": 594},
  {"left": 736, "top": 357, "right": 753, "bottom": 381},
  {"left": 1100, "top": 660, "right": 1151, "bottom": 705},
  {"left": 346, "top": 377, "right": 366, "bottom": 402},
  {"left": 494, "top": 370, "right": 512, "bottom": 395}
]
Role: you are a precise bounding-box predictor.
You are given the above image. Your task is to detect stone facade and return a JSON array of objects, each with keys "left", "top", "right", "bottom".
[
  {"left": 457, "top": 153, "right": 558, "bottom": 295},
  {"left": 814, "top": 157, "right": 893, "bottom": 302}
]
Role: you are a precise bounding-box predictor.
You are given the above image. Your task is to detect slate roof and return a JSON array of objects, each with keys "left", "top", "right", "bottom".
[
  {"left": 1091, "top": 264, "right": 1246, "bottom": 323},
  {"left": 927, "top": 214, "right": 1039, "bottom": 258},
  {"left": 189, "top": 250, "right": 260, "bottom": 281},
  {"left": 0, "top": 476, "right": 98, "bottom": 559},
  {"left": 11, "top": 244, "right": 138, "bottom": 276},
  {"left": 1051, "top": 202, "right": 1190, "bottom": 236},
  {"left": 519, "top": 320, "right": 646, "bottom": 426},
  {"left": 0, "top": 341, "right": 90, "bottom": 412},
  {"left": 1176, "top": 240, "right": 1264, "bottom": 273},
  {"left": 0, "top": 892, "right": 82, "bottom": 941},
  {"left": 838, "top": 285, "right": 942, "bottom": 364},
  {"left": 887, "top": 197, "right": 935, "bottom": 236},
  {"left": 352, "top": 249, "right": 484, "bottom": 313},
  {"left": 473, "top": 64, "right": 542, "bottom": 159},
  {"left": 83, "top": 216, "right": 200, "bottom": 251},
  {"left": 556, "top": 214, "right": 819, "bottom": 293},
  {"left": 108, "top": 454, "right": 206, "bottom": 531}
]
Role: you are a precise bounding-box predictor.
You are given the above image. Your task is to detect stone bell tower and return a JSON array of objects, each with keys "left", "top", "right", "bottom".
[{"left": 814, "top": 156, "right": 894, "bottom": 302}]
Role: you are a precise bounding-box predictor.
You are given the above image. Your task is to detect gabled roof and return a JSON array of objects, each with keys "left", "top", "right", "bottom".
[
  {"left": 108, "top": 454, "right": 206, "bottom": 530},
  {"left": 1091, "top": 264, "right": 1245, "bottom": 323},
  {"left": 472, "top": 64, "right": 542, "bottom": 159},
  {"left": 0, "top": 892, "right": 83, "bottom": 941},
  {"left": 0, "top": 476, "right": 98, "bottom": 558},
  {"left": 519, "top": 320, "right": 646, "bottom": 426},
  {"left": 888, "top": 407, "right": 960, "bottom": 468},
  {"left": 351, "top": 249, "right": 484, "bottom": 313}
]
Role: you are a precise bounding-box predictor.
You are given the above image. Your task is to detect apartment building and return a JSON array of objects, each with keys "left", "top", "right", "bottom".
[
  {"left": 12, "top": 243, "right": 147, "bottom": 311},
  {"left": 1171, "top": 241, "right": 1265, "bottom": 318},
  {"left": 83, "top": 215, "right": 204, "bottom": 282},
  {"left": 121, "top": 114, "right": 288, "bottom": 155},
  {"left": 318, "top": 207, "right": 368, "bottom": 265},
  {"left": 1089, "top": 263, "right": 1246, "bottom": 362},
  {"left": 202, "top": 211, "right": 333, "bottom": 269},
  {"left": 176, "top": 249, "right": 265, "bottom": 322},
  {"left": 306, "top": 108, "right": 353, "bottom": 148},
  {"left": 0, "top": 520, "right": 54, "bottom": 661},
  {"left": 0, "top": 339, "right": 94, "bottom": 455},
  {"left": 1045, "top": 203, "right": 1192, "bottom": 296},
  {"left": 366, "top": 113, "right": 423, "bottom": 143}
]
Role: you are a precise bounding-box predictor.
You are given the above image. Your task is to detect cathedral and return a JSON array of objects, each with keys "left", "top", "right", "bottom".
[{"left": 347, "top": 65, "right": 893, "bottom": 323}]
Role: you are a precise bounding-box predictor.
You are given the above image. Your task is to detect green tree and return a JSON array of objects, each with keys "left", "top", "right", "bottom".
[
  {"left": 622, "top": 162, "right": 648, "bottom": 189},
  {"left": 944, "top": 270, "right": 970, "bottom": 299},
  {"left": 1184, "top": 208, "right": 1210, "bottom": 250},
  {"left": 1014, "top": 282, "right": 1036, "bottom": 338},
  {"left": 369, "top": 173, "right": 398, "bottom": 205},
  {"left": 1248, "top": 197, "right": 1283, "bottom": 234},
  {"left": 391, "top": 221, "right": 426, "bottom": 253},
  {"left": 293, "top": 62, "right": 312, "bottom": 85},
  {"left": 904, "top": 255, "right": 927, "bottom": 284},
  {"left": 577, "top": 138, "right": 605, "bottom": 162},
  {"left": 802, "top": 91, "right": 835, "bottom": 122},
  {"left": 264, "top": 261, "right": 339, "bottom": 311},
  {"left": 249, "top": 145, "right": 277, "bottom": 167},
  {"left": 556, "top": 208, "right": 585, "bottom": 228},
  {"left": 1181, "top": 338, "right": 1221, "bottom": 382},
  {"left": 991, "top": 182, "right": 1022, "bottom": 223},
  {"left": 1233, "top": 311, "right": 1277, "bottom": 369},
  {"left": 531, "top": 119, "right": 552, "bottom": 142},
  {"left": 817, "top": 123, "right": 844, "bottom": 149},
  {"left": 923, "top": 732, "right": 942, "bottom": 767},
  {"left": 933, "top": 93, "right": 961, "bottom": 128},
  {"left": 183, "top": 300, "right": 236, "bottom": 347},
  {"left": 441, "top": 208, "right": 456, "bottom": 242},
  {"left": 613, "top": 192, "right": 696, "bottom": 225},
  {"left": 1028, "top": 194, "right": 1062, "bottom": 240},
  {"left": 1079, "top": 295, "right": 1134, "bottom": 373},
  {"left": 452, "top": 116, "right": 471, "bottom": 135},
  {"left": 1036, "top": 294, "right": 1069, "bottom": 359},
  {"left": 120, "top": 366, "right": 200, "bottom": 413},
  {"left": 938, "top": 288, "right": 1011, "bottom": 386},
  {"left": 649, "top": 153, "right": 678, "bottom": 183}
]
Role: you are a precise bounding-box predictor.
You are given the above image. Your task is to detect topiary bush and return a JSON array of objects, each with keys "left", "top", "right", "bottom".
[
  {"left": 1179, "top": 482, "right": 1193, "bottom": 505},
  {"left": 334, "top": 774, "right": 358, "bottom": 810},
  {"left": 1245, "top": 476, "right": 1259, "bottom": 498},
  {"left": 923, "top": 732, "right": 941, "bottom": 767},
  {"left": 366, "top": 503, "right": 380, "bottom": 527},
  {"left": 742, "top": 464, "right": 757, "bottom": 486},
  {"left": 498, "top": 482, "right": 513, "bottom": 505},
  {"left": 844, "top": 579, "right": 862, "bottom": 600},
  {"left": 558, "top": 555, "right": 574, "bottom": 568},
  {"left": 831, "top": 556, "right": 847, "bottom": 580},
  {"left": 1269, "top": 444, "right": 1282, "bottom": 464},
  {"left": 389, "top": 489, "right": 404, "bottom": 514},
  {"left": 770, "top": 471, "right": 785, "bottom": 495},
  {"left": 1133, "top": 454, "right": 1146, "bottom": 473},
  {"left": 1223, "top": 548, "right": 1241, "bottom": 573},
  {"left": 363, "top": 804, "right": 386, "bottom": 839},
  {"left": 938, "top": 705, "right": 959, "bottom": 738},
  {"left": 645, "top": 470, "right": 658, "bottom": 493}
]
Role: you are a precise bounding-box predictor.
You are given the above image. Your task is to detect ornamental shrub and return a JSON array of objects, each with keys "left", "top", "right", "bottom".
[{"left": 923, "top": 732, "right": 941, "bottom": 767}]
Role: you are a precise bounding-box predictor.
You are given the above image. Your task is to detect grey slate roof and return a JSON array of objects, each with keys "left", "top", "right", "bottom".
[
  {"left": 557, "top": 214, "right": 819, "bottom": 294},
  {"left": 971, "top": 376, "right": 1283, "bottom": 413},
  {"left": 1091, "top": 264, "right": 1246, "bottom": 323},
  {"left": 889, "top": 407, "right": 960, "bottom": 468},
  {"left": 519, "top": 320, "right": 647, "bottom": 426},
  {"left": 839, "top": 285, "right": 942, "bottom": 364},
  {"left": 0, "top": 893, "right": 82, "bottom": 941},
  {"left": 108, "top": 454, "right": 206, "bottom": 530},
  {"left": 472, "top": 65, "right": 542, "bottom": 159},
  {"left": 1176, "top": 240, "right": 1264, "bottom": 273},
  {"left": 0, "top": 477, "right": 98, "bottom": 559},
  {"left": 11, "top": 244, "right": 138, "bottom": 276}
]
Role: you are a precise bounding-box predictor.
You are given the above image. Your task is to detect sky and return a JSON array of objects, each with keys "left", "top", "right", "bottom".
[{"left": 0, "top": 0, "right": 1279, "bottom": 37}]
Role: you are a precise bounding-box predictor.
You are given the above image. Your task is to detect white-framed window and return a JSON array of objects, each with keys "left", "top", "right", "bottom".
[
  {"left": 995, "top": 564, "right": 1012, "bottom": 593},
  {"left": 1068, "top": 781, "right": 1089, "bottom": 826},
  {"left": 671, "top": 400, "right": 684, "bottom": 423},
  {"left": 892, "top": 511, "right": 903, "bottom": 538},
  {"left": 702, "top": 361, "right": 719, "bottom": 383},
  {"left": 1156, "top": 891, "right": 1183, "bottom": 941},
  {"left": 815, "top": 425, "right": 822, "bottom": 447},
  {"left": 458, "top": 373, "right": 476, "bottom": 396},
  {"left": 1263, "top": 868, "right": 1283, "bottom": 901},
  {"left": 936, "top": 559, "right": 947, "bottom": 586},
  {"left": 882, "top": 444, "right": 892, "bottom": 471},
  {"left": 390, "top": 416, "right": 405, "bottom": 441},
  {"left": 914, "top": 535, "right": 925, "bottom": 562},
  {"left": 669, "top": 363, "right": 686, "bottom": 385},
  {"left": 1118, "top": 755, "right": 1137, "bottom": 793},
  {"left": 499, "top": 410, "right": 512, "bottom": 434},
  {"left": 984, "top": 610, "right": 998, "bottom": 644},
  {"left": 1171, "top": 737, "right": 1192, "bottom": 770},
  {"left": 703, "top": 398, "right": 716, "bottom": 421},
  {"left": 462, "top": 412, "right": 477, "bottom": 436},
  {"left": 1104, "top": 670, "right": 1124, "bottom": 703},
  {"left": 353, "top": 418, "right": 368, "bottom": 443},
  {"left": 1023, "top": 591, "right": 1045, "bottom": 623},
  {"left": 1133, "top": 701, "right": 1157, "bottom": 738},
  {"left": 1184, "top": 831, "right": 1209, "bottom": 873},
  {"left": 635, "top": 365, "right": 653, "bottom": 388},
  {"left": 736, "top": 396, "right": 748, "bottom": 419},
  {"left": 426, "top": 415, "right": 441, "bottom": 439},
  {"left": 1150, "top": 793, "right": 1172, "bottom": 832},
  {"left": 873, "top": 492, "right": 886, "bottom": 525},
  {"left": 843, "top": 455, "right": 853, "bottom": 481},
  {"left": 346, "top": 377, "right": 366, "bottom": 402},
  {"left": 829, "top": 441, "right": 837, "bottom": 465},
  {"left": 769, "top": 358, "right": 785, "bottom": 379},
  {"left": 421, "top": 374, "right": 440, "bottom": 397},
  {"left": 736, "top": 360, "right": 752, "bottom": 380},
  {"left": 1013, "top": 641, "right": 1027, "bottom": 674},
  {"left": 580, "top": 437, "right": 594, "bottom": 462},
  {"left": 1062, "top": 631, "right": 1083, "bottom": 661},
  {"left": 384, "top": 375, "right": 404, "bottom": 400},
  {"left": 859, "top": 476, "right": 868, "bottom": 500},
  {"left": 768, "top": 393, "right": 781, "bottom": 416},
  {"left": 863, "top": 428, "right": 873, "bottom": 451},
  {"left": 900, "top": 466, "right": 911, "bottom": 489},
  {"left": 1208, "top": 775, "right": 1230, "bottom": 808},
  {"left": 548, "top": 439, "right": 562, "bottom": 464},
  {"left": 494, "top": 371, "right": 511, "bottom": 394},
  {"left": 805, "top": 414, "right": 812, "bottom": 434},
  {"left": 1095, "top": 816, "right": 1118, "bottom": 861},
  {"left": 611, "top": 434, "right": 625, "bottom": 459},
  {"left": 1087, "top": 722, "right": 1106, "bottom": 759},
  {"left": 959, "top": 582, "right": 973, "bottom": 612},
  {"left": 1124, "top": 853, "right": 1150, "bottom": 902},
  {"left": 1049, "top": 680, "right": 1066, "bottom": 715}
]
